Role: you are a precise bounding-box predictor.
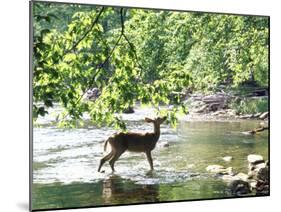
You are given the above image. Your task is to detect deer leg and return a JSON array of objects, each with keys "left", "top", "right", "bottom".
[
  {"left": 98, "top": 151, "right": 114, "bottom": 172},
  {"left": 109, "top": 150, "right": 125, "bottom": 172},
  {"left": 145, "top": 151, "right": 154, "bottom": 170}
]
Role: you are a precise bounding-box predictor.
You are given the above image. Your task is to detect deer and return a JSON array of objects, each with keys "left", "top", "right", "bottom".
[{"left": 97, "top": 116, "right": 167, "bottom": 172}]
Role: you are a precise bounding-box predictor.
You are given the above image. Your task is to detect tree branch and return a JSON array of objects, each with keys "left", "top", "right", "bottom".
[
  {"left": 89, "top": 8, "right": 125, "bottom": 84},
  {"left": 65, "top": 7, "right": 105, "bottom": 54},
  {"left": 123, "top": 33, "right": 143, "bottom": 69},
  {"left": 59, "top": 8, "right": 125, "bottom": 122},
  {"left": 59, "top": 8, "right": 145, "bottom": 123}
]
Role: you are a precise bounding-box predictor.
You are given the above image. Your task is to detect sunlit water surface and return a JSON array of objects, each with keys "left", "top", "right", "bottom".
[{"left": 32, "top": 107, "right": 268, "bottom": 210}]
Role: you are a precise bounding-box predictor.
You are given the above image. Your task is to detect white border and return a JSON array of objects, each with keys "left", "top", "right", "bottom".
[{"left": 1, "top": 0, "right": 280, "bottom": 212}]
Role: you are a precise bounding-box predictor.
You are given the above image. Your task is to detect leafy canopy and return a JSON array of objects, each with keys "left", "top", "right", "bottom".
[{"left": 32, "top": 2, "right": 269, "bottom": 129}]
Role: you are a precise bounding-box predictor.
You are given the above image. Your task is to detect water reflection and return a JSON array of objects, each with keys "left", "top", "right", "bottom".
[
  {"left": 32, "top": 175, "right": 160, "bottom": 210},
  {"left": 102, "top": 175, "right": 159, "bottom": 204},
  {"left": 32, "top": 115, "right": 268, "bottom": 210}
]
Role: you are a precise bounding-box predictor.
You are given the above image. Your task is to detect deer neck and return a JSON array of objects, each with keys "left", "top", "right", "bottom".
[{"left": 152, "top": 123, "right": 161, "bottom": 141}]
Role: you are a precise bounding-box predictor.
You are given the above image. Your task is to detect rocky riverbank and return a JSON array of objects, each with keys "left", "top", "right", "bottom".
[
  {"left": 183, "top": 91, "right": 269, "bottom": 121},
  {"left": 206, "top": 154, "right": 269, "bottom": 196},
  {"left": 85, "top": 87, "right": 269, "bottom": 122}
]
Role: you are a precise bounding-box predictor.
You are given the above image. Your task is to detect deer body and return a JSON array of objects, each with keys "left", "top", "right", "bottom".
[
  {"left": 105, "top": 132, "right": 158, "bottom": 152},
  {"left": 98, "top": 117, "right": 166, "bottom": 172}
]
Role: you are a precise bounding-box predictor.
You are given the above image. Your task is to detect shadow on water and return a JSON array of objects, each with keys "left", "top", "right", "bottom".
[
  {"left": 102, "top": 175, "right": 159, "bottom": 204},
  {"left": 32, "top": 175, "right": 160, "bottom": 210},
  {"left": 33, "top": 172, "right": 245, "bottom": 210}
]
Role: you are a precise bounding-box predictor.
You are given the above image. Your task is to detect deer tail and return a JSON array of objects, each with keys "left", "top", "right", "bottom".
[{"left": 104, "top": 138, "right": 110, "bottom": 152}]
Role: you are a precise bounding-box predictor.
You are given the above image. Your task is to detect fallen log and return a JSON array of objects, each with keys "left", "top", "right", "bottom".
[{"left": 246, "top": 126, "right": 269, "bottom": 135}]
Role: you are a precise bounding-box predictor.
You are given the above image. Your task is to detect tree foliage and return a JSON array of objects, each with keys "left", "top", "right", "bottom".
[{"left": 32, "top": 2, "right": 269, "bottom": 129}]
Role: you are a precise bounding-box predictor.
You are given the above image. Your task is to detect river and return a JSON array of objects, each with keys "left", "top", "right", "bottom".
[{"left": 32, "top": 106, "right": 268, "bottom": 210}]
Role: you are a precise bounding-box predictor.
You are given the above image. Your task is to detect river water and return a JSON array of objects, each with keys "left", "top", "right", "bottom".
[{"left": 32, "top": 106, "right": 268, "bottom": 210}]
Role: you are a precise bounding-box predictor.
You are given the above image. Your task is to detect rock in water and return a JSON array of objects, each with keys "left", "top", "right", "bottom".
[
  {"left": 206, "top": 165, "right": 224, "bottom": 172},
  {"left": 123, "top": 106, "right": 134, "bottom": 114},
  {"left": 222, "top": 156, "right": 233, "bottom": 162},
  {"left": 256, "top": 180, "right": 269, "bottom": 195},
  {"left": 248, "top": 162, "right": 266, "bottom": 179},
  {"left": 246, "top": 156, "right": 269, "bottom": 195},
  {"left": 256, "top": 164, "right": 269, "bottom": 195},
  {"left": 257, "top": 166, "right": 269, "bottom": 182},
  {"left": 222, "top": 175, "right": 238, "bottom": 182},
  {"left": 229, "top": 180, "right": 251, "bottom": 196},
  {"left": 222, "top": 172, "right": 249, "bottom": 182},
  {"left": 206, "top": 165, "right": 233, "bottom": 175},
  {"left": 235, "top": 173, "right": 249, "bottom": 182},
  {"left": 247, "top": 154, "right": 264, "bottom": 165}
]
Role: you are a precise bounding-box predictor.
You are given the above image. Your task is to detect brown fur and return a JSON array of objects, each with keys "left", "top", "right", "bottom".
[{"left": 98, "top": 117, "right": 166, "bottom": 172}]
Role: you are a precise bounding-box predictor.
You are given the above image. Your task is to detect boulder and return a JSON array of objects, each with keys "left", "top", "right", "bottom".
[
  {"left": 247, "top": 159, "right": 269, "bottom": 195},
  {"left": 229, "top": 180, "right": 251, "bottom": 196},
  {"left": 256, "top": 179, "right": 269, "bottom": 195},
  {"left": 257, "top": 166, "right": 269, "bottom": 182},
  {"left": 247, "top": 154, "right": 264, "bottom": 165},
  {"left": 209, "top": 155, "right": 269, "bottom": 196},
  {"left": 248, "top": 162, "right": 266, "bottom": 179},
  {"left": 255, "top": 162, "right": 266, "bottom": 170}
]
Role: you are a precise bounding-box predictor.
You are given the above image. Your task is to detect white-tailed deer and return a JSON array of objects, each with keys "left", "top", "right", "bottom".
[{"left": 98, "top": 116, "right": 167, "bottom": 172}]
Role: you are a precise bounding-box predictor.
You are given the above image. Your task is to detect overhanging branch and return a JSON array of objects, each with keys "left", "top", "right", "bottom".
[
  {"left": 59, "top": 8, "right": 144, "bottom": 122},
  {"left": 59, "top": 8, "right": 125, "bottom": 122},
  {"left": 92, "top": 8, "right": 125, "bottom": 77},
  {"left": 65, "top": 7, "right": 105, "bottom": 54}
]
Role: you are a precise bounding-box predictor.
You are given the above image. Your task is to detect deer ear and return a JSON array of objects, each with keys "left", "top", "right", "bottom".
[{"left": 145, "top": 117, "right": 154, "bottom": 123}]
